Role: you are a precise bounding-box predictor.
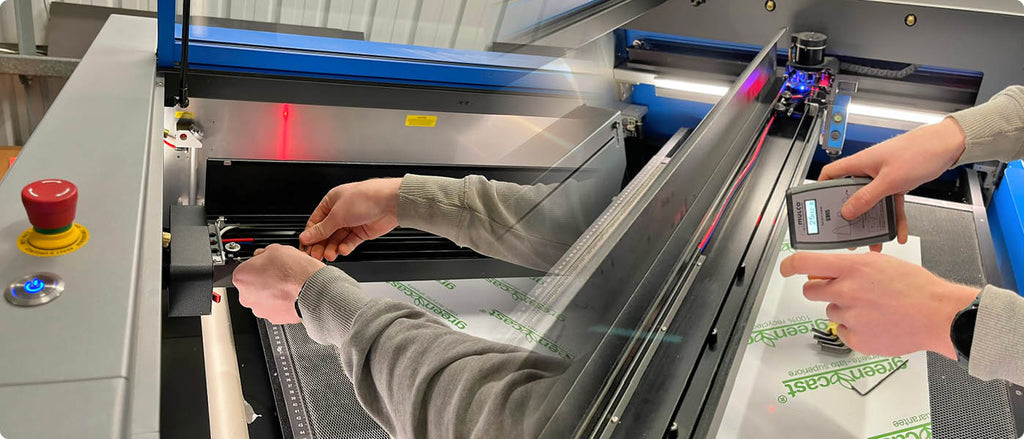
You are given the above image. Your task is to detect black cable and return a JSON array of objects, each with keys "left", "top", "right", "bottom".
[{"left": 177, "top": 0, "right": 191, "bottom": 108}]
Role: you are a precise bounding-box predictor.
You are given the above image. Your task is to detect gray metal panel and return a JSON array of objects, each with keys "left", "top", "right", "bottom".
[
  {"left": 184, "top": 98, "right": 616, "bottom": 166},
  {"left": 0, "top": 378, "right": 126, "bottom": 438},
  {"left": 627, "top": 0, "right": 1024, "bottom": 102},
  {"left": 128, "top": 81, "right": 165, "bottom": 437},
  {"left": 47, "top": 3, "right": 158, "bottom": 58},
  {"left": 171, "top": 98, "right": 619, "bottom": 209},
  {"left": 0, "top": 15, "right": 156, "bottom": 386}
]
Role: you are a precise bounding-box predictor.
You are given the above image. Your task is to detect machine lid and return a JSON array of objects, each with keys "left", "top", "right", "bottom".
[{"left": 158, "top": 0, "right": 669, "bottom": 91}]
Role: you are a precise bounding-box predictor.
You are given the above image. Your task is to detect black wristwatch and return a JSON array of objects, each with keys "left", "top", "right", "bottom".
[{"left": 950, "top": 293, "right": 982, "bottom": 367}]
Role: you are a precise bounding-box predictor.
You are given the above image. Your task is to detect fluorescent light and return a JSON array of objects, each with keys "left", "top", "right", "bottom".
[
  {"left": 847, "top": 102, "right": 946, "bottom": 125},
  {"left": 653, "top": 78, "right": 729, "bottom": 97}
]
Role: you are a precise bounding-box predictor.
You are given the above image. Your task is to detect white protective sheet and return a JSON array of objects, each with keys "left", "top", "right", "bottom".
[{"left": 716, "top": 236, "right": 933, "bottom": 439}]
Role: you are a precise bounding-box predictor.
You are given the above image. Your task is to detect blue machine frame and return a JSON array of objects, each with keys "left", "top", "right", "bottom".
[
  {"left": 156, "top": 0, "right": 599, "bottom": 94},
  {"left": 990, "top": 161, "right": 1024, "bottom": 292}
]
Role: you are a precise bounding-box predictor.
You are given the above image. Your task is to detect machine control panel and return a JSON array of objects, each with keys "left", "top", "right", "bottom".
[
  {"left": 786, "top": 178, "right": 897, "bottom": 250},
  {"left": 5, "top": 273, "right": 64, "bottom": 307}
]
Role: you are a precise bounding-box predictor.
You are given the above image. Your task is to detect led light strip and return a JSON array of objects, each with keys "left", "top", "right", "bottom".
[
  {"left": 653, "top": 77, "right": 948, "bottom": 125},
  {"left": 652, "top": 78, "right": 731, "bottom": 97},
  {"left": 847, "top": 102, "right": 946, "bottom": 125}
]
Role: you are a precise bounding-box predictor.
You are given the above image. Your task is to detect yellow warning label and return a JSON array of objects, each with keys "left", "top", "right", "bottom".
[
  {"left": 174, "top": 111, "right": 195, "bottom": 119},
  {"left": 17, "top": 224, "right": 90, "bottom": 257},
  {"left": 405, "top": 115, "right": 437, "bottom": 127}
]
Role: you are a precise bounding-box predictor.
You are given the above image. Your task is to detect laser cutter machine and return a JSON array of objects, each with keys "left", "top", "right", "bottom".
[{"left": 0, "top": 1, "right": 1023, "bottom": 437}]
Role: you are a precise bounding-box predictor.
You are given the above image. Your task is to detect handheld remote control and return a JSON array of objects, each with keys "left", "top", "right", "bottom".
[{"left": 786, "top": 178, "right": 897, "bottom": 250}]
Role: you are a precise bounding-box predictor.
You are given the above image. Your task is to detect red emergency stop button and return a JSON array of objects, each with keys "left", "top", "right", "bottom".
[{"left": 21, "top": 179, "right": 78, "bottom": 233}]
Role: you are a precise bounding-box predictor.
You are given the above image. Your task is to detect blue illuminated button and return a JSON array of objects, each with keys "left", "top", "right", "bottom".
[
  {"left": 5, "top": 273, "right": 63, "bottom": 307},
  {"left": 24, "top": 278, "right": 45, "bottom": 293}
]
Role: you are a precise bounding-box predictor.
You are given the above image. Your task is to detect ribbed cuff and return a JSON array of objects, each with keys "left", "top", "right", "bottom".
[
  {"left": 396, "top": 174, "right": 467, "bottom": 243},
  {"left": 949, "top": 88, "right": 1024, "bottom": 167},
  {"left": 298, "top": 266, "right": 368, "bottom": 338},
  {"left": 969, "top": 285, "right": 1024, "bottom": 383}
]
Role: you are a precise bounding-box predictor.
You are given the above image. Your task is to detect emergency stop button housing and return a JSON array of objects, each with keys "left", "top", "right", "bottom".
[
  {"left": 22, "top": 179, "right": 78, "bottom": 233},
  {"left": 17, "top": 179, "right": 89, "bottom": 256}
]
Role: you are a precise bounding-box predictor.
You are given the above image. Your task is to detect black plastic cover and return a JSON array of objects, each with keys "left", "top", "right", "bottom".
[{"left": 168, "top": 205, "right": 214, "bottom": 316}]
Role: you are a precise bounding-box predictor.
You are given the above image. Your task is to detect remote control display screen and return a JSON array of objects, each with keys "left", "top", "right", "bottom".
[{"left": 805, "top": 199, "right": 819, "bottom": 235}]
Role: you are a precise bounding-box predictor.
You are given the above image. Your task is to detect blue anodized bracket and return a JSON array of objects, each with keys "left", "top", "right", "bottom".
[{"left": 824, "top": 94, "right": 851, "bottom": 157}]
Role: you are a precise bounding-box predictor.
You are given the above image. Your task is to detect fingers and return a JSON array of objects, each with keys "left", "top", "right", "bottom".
[
  {"left": 304, "top": 196, "right": 333, "bottom": 234},
  {"left": 301, "top": 191, "right": 343, "bottom": 245},
  {"left": 819, "top": 154, "right": 869, "bottom": 181},
  {"left": 780, "top": 252, "right": 849, "bottom": 278},
  {"left": 895, "top": 193, "right": 909, "bottom": 244},
  {"left": 253, "top": 247, "right": 266, "bottom": 256},
  {"left": 323, "top": 230, "right": 349, "bottom": 261},
  {"left": 841, "top": 178, "right": 895, "bottom": 220},
  {"left": 868, "top": 244, "right": 882, "bottom": 253},
  {"left": 338, "top": 232, "right": 366, "bottom": 256},
  {"left": 834, "top": 324, "right": 853, "bottom": 347},
  {"left": 301, "top": 213, "right": 341, "bottom": 246},
  {"left": 802, "top": 278, "right": 832, "bottom": 301},
  {"left": 309, "top": 242, "right": 326, "bottom": 261},
  {"left": 825, "top": 302, "right": 847, "bottom": 323}
]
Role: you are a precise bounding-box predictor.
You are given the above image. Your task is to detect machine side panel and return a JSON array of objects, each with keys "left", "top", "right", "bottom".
[
  {"left": 990, "top": 160, "right": 1024, "bottom": 293},
  {"left": 128, "top": 80, "right": 167, "bottom": 437},
  {"left": 0, "top": 378, "right": 126, "bottom": 438},
  {"left": 0, "top": 15, "right": 157, "bottom": 386}
]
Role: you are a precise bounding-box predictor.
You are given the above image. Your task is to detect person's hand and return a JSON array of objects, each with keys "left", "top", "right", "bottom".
[
  {"left": 300, "top": 178, "right": 403, "bottom": 261},
  {"left": 780, "top": 251, "right": 979, "bottom": 359},
  {"left": 818, "top": 117, "right": 966, "bottom": 251},
  {"left": 233, "top": 244, "right": 325, "bottom": 324}
]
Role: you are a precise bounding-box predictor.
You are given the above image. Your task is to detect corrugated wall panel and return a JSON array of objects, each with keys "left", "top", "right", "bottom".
[
  {"left": 410, "top": 0, "right": 442, "bottom": 46},
  {"left": 389, "top": 0, "right": 418, "bottom": 45},
  {"left": 368, "top": 0, "right": 397, "bottom": 42},
  {"left": 1, "top": 0, "right": 512, "bottom": 49},
  {"left": 452, "top": 0, "right": 497, "bottom": 50},
  {"left": 347, "top": 0, "right": 374, "bottom": 35},
  {"left": 432, "top": 0, "right": 463, "bottom": 48}
]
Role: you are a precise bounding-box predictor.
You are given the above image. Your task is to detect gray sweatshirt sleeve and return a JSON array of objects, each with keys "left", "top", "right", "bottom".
[
  {"left": 968, "top": 285, "right": 1024, "bottom": 386},
  {"left": 950, "top": 85, "right": 1024, "bottom": 166},
  {"left": 297, "top": 266, "right": 569, "bottom": 438},
  {"left": 395, "top": 173, "right": 605, "bottom": 271},
  {"left": 945, "top": 86, "right": 1024, "bottom": 385}
]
